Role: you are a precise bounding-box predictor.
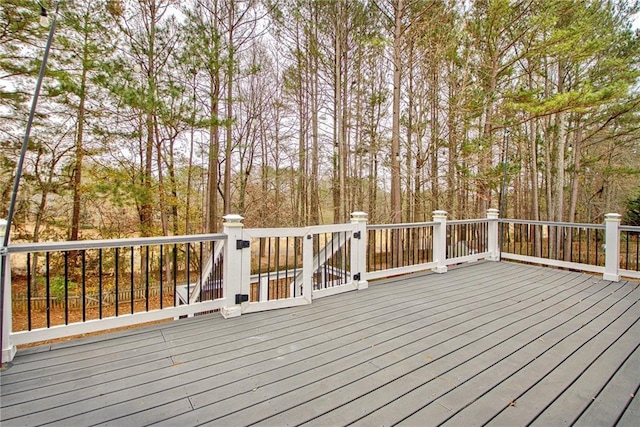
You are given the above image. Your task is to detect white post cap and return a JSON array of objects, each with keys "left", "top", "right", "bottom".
[
  {"left": 604, "top": 213, "right": 621, "bottom": 221},
  {"left": 222, "top": 214, "right": 244, "bottom": 226},
  {"left": 487, "top": 208, "right": 500, "bottom": 218},
  {"left": 351, "top": 211, "right": 368, "bottom": 221}
]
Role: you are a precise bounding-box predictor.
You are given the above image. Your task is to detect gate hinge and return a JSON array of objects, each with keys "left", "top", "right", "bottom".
[
  {"left": 235, "top": 294, "right": 249, "bottom": 304},
  {"left": 354, "top": 273, "right": 361, "bottom": 281},
  {"left": 353, "top": 231, "right": 361, "bottom": 239},
  {"left": 236, "top": 240, "right": 250, "bottom": 250}
]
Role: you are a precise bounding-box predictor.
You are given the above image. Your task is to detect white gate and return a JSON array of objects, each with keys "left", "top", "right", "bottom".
[{"left": 233, "top": 223, "right": 363, "bottom": 314}]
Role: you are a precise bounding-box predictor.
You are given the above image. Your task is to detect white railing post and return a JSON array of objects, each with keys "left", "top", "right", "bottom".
[
  {"left": 603, "top": 213, "right": 621, "bottom": 282},
  {"left": 487, "top": 208, "right": 500, "bottom": 261},
  {"left": 432, "top": 210, "right": 448, "bottom": 273},
  {"left": 1, "top": 218, "right": 15, "bottom": 363},
  {"left": 351, "top": 212, "right": 368, "bottom": 290},
  {"left": 1, "top": 253, "right": 14, "bottom": 364},
  {"left": 221, "top": 214, "right": 245, "bottom": 318}
]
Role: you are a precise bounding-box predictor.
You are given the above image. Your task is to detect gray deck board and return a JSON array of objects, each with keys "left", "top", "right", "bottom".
[
  {"left": 1, "top": 261, "right": 639, "bottom": 427},
  {"left": 306, "top": 275, "right": 616, "bottom": 426},
  {"left": 574, "top": 344, "right": 640, "bottom": 426}
]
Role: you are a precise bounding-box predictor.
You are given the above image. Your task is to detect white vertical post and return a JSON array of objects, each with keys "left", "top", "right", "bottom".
[
  {"left": 432, "top": 210, "right": 448, "bottom": 273},
  {"left": 351, "top": 212, "right": 368, "bottom": 290},
  {"left": 1, "top": 218, "right": 15, "bottom": 363},
  {"left": 487, "top": 208, "right": 500, "bottom": 261},
  {"left": 603, "top": 213, "right": 621, "bottom": 282},
  {"left": 221, "top": 214, "right": 244, "bottom": 318}
]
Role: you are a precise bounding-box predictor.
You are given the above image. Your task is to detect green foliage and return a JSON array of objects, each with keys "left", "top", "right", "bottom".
[
  {"left": 43, "top": 276, "right": 78, "bottom": 300},
  {"left": 624, "top": 194, "right": 640, "bottom": 226}
]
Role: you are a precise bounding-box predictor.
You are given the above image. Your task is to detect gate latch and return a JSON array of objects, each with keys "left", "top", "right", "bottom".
[{"left": 236, "top": 240, "right": 250, "bottom": 250}]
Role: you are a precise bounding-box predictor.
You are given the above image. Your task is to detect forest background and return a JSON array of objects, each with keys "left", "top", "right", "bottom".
[{"left": 1, "top": 0, "right": 639, "bottom": 245}]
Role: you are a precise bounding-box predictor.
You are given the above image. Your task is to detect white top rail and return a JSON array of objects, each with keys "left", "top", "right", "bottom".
[
  {"left": 500, "top": 218, "right": 605, "bottom": 230},
  {"left": 448, "top": 219, "right": 492, "bottom": 225},
  {"left": 368, "top": 221, "right": 437, "bottom": 230},
  {"left": 6, "top": 233, "right": 227, "bottom": 254},
  {"left": 620, "top": 225, "right": 640, "bottom": 232}
]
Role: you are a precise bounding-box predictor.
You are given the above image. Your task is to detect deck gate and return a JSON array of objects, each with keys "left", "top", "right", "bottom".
[{"left": 236, "top": 223, "right": 363, "bottom": 314}]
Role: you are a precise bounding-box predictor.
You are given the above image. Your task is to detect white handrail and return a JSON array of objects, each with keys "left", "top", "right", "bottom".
[{"left": 7, "top": 233, "right": 227, "bottom": 253}]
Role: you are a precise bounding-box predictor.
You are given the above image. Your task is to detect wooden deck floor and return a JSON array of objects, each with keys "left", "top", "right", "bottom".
[{"left": 1, "top": 261, "right": 639, "bottom": 426}]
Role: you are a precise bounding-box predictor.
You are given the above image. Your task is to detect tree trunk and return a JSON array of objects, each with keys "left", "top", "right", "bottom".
[
  {"left": 309, "top": 4, "right": 320, "bottom": 225},
  {"left": 333, "top": 2, "right": 344, "bottom": 223},
  {"left": 70, "top": 47, "right": 88, "bottom": 243},
  {"left": 390, "top": 0, "right": 403, "bottom": 224},
  {"left": 223, "top": 0, "right": 235, "bottom": 215}
]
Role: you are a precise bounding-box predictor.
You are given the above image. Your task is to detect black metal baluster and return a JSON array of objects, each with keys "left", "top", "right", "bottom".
[
  {"left": 635, "top": 232, "right": 639, "bottom": 271},
  {"left": 408, "top": 228, "right": 413, "bottom": 265},
  {"left": 130, "top": 246, "right": 134, "bottom": 314},
  {"left": 416, "top": 227, "right": 421, "bottom": 263},
  {"left": 403, "top": 228, "right": 408, "bottom": 267},
  {"left": 27, "top": 252, "right": 31, "bottom": 330},
  {"left": 145, "top": 245, "right": 150, "bottom": 311},
  {"left": 198, "top": 242, "right": 203, "bottom": 303},
  {"left": 625, "top": 231, "right": 629, "bottom": 270},
  {"left": 595, "top": 230, "right": 599, "bottom": 266},
  {"left": 173, "top": 244, "right": 177, "bottom": 306},
  {"left": 267, "top": 237, "right": 272, "bottom": 299},
  {"left": 159, "top": 245, "right": 163, "bottom": 309},
  {"left": 46, "top": 252, "right": 50, "bottom": 328},
  {"left": 276, "top": 238, "right": 281, "bottom": 297},
  {"left": 570, "top": 227, "right": 574, "bottom": 262},
  {"left": 635, "top": 233, "right": 640, "bottom": 271},
  {"left": 64, "top": 251, "right": 69, "bottom": 325},
  {"left": 285, "top": 237, "right": 290, "bottom": 297},
  {"left": 345, "top": 237, "right": 350, "bottom": 284},
  {"left": 82, "top": 250, "right": 86, "bottom": 323},
  {"left": 186, "top": 243, "right": 191, "bottom": 304},
  {"left": 258, "top": 238, "right": 263, "bottom": 300},
  {"left": 115, "top": 247, "right": 119, "bottom": 316},
  {"left": 343, "top": 233, "right": 348, "bottom": 284},
  {"left": 586, "top": 229, "right": 591, "bottom": 264},
  {"left": 330, "top": 233, "right": 334, "bottom": 287},
  {"left": 546, "top": 225, "right": 550, "bottom": 259},
  {"left": 367, "top": 230, "right": 371, "bottom": 271},
  {"left": 336, "top": 232, "right": 342, "bottom": 285},
  {"left": 218, "top": 249, "right": 224, "bottom": 298},
  {"left": 99, "top": 249, "right": 103, "bottom": 319},
  {"left": 385, "top": 229, "right": 389, "bottom": 269},
  {"left": 577, "top": 227, "right": 582, "bottom": 263},
  {"left": 293, "top": 237, "right": 298, "bottom": 295}
]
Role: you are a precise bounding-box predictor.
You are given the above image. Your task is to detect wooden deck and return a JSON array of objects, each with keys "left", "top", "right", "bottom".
[{"left": 1, "top": 261, "right": 639, "bottom": 426}]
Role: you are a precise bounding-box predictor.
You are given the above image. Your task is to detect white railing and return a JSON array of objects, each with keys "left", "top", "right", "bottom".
[
  {"left": 499, "top": 219, "right": 606, "bottom": 274},
  {"left": 498, "top": 213, "right": 639, "bottom": 281},
  {"left": 618, "top": 225, "right": 640, "bottom": 280},
  {"left": 1, "top": 233, "right": 227, "bottom": 362},
  {"left": 2, "top": 209, "right": 638, "bottom": 363}
]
